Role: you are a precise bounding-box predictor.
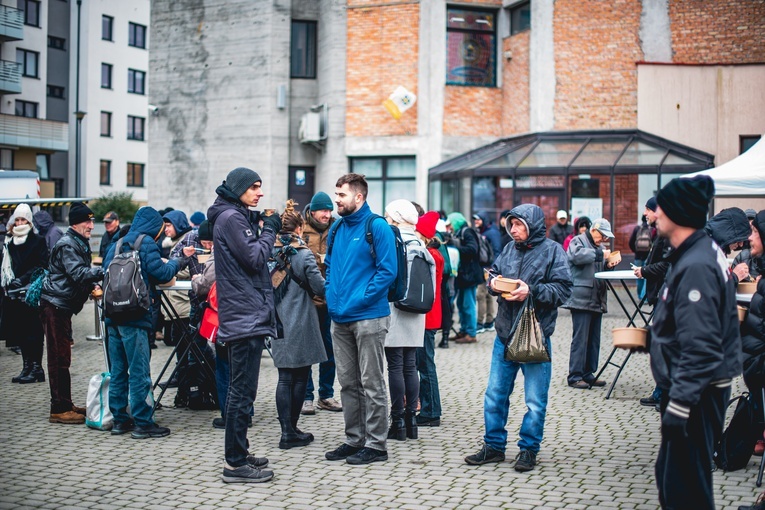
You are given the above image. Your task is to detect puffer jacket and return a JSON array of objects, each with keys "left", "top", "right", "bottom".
[
  {"left": 733, "top": 249, "right": 763, "bottom": 281},
  {"left": 642, "top": 226, "right": 671, "bottom": 306},
  {"left": 489, "top": 204, "right": 573, "bottom": 339},
  {"left": 41, "top": 229, "right": 104, "bottom": 313},
  {"left": 650, "top": 230, "right": 741, "bottom": 411},
  {"left": 563, "top": 231, "right": 609, "bottom": 313},
  {"left": 207, "top": 186, "right": 277, "bottom": 342},
  {"left": 103, "top": 206, "right": 179, "bottom": 331}
]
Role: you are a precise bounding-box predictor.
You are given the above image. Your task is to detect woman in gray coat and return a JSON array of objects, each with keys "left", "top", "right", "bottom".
[
  {"left": 563, "top": 218, "right": 618, "bottom": 389},
  {"left": 271, "top": 200, "right": 327, "bottom": 449}
]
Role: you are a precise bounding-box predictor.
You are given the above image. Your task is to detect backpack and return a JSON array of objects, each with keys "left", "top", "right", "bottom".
[
  {"left": 268, "top": 242, "right": 313, "bottom": 338},
  {"left": 327, "top": 214, "right": 408, "bottom": 302},
  {"left": 394, "top": 239, "right": 435, "bottom": 314},
  {"left": 199, "top": 282, "right": 219, "bottom": 343},
  {"left": 714, "top": 392, "right": 761, "bottom": 471},
  {"left": 635, "top": 225, "right": 652, "bottom": 253},
  {"left": 175, "top": 340, "right": 218, "bottom": 410},
  {"left": 102, "top": 235, "right": 151, "bottom": 323},
  {"left": 476, "top": 232, "right": 494, "bottom": 266}
]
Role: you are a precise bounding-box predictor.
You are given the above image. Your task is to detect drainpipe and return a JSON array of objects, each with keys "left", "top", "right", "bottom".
[{"left": 74, "top": 0, "right": 82, "bottom": 197}]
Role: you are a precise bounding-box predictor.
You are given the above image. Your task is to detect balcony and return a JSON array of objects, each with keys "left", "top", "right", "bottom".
[
  {"left": 0, "top": 5, "right": 23, "bottom": 42},
  {"left": 0, "top": 60, "right": 21, "bottom": 94},
  {"left": 0, "top": 114, "right": 69, "bottom": 151}
]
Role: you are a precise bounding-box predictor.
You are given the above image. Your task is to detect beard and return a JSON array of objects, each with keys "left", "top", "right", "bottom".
[{"left": 338, "top": 201, "right": 357, "bottom": 217}]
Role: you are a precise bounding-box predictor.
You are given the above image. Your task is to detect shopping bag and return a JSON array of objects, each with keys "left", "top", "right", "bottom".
[
  {"left": 504, "top": 295, "right": 550, "bottom": 363},
  {"left": 85, "top": 372, "right": 113, "bottom": 431}
]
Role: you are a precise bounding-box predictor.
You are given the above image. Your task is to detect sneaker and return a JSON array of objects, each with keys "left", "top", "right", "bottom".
[
  {"left": 454, "top": 335, "right": 477, "bottom": 344},
  {"left": 569, "top": 380, "right": 590, "bottom": 389},
  {"left": 484, "top": 322, "right": 495, "bottom": 332},
  {"left": 449, "top": 331, "right": 467, "bottom": 341},
  {"left": 416, "top": 415, "right": 441, "bottom": 427},
  {"left": 476, "top": 326, "right": 486, "bottom": 334},
  {"left": 317, "top": 398, "right": 342, "bottom": 412},
  {"left": 131, "top": 424, "right": 171, "bottom": 439},
  {"left": 346, "top": 447, "right": 388, "bottom": 465},
  {"left": 585, "top": 379, "right": 607, "bottom": 387},
  {"left": 640, "top": 396, "right": 660, "bottom": 406},
  {"left": 111, "top": 420, "right": 136, "bottom": 435},
  {"left": 212, "top": 417, "right": 225, "bottom": 429},
  {"left": 221, "top": 464, "right": 274, "bottom": 484},
  {"left": 465, "top": 444, "right": 505, "bottom": 465},
  {"left": 246, "top": 455, "right": 269, "bottom": 469},
  {"left": 301, "top": 400, "right": 316, "bottom": 415},
  {"left": 325, "top": 443, "right": 362, "bottom": 461},
  {"left": 49, "top": 411, "right": 85, "bottom": 424},
  {"left": 514, "top": 450, "right": 537, "bottom": 472}
]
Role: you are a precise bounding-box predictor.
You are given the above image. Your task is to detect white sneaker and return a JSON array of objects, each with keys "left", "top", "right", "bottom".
[
  {"left": 301, "top": 400, "right": 315, "bottom": 415},
  {"left": 476, "top": 327, "right": 486, "bottom": 334},
  {"left": 485, "top": 323, "right": 495, "bottom": 332}
]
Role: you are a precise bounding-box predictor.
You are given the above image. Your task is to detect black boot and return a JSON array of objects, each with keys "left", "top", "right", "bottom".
[
  {"left": 438, "top": 332, "right": 449, "bottom": 349},
  {"left": 387, "top": 411, "right": 406, "bottom": 441},
  {"left": 18, "top": 362, "right": 45, "bottom": 384},
  {"left": 12, "top": 358, "right": 31, "bottom": 383},
  {"left": 290, "top": 416, "right": 314, "bottom": 443},
  {"left": 278, "top": 418, "right": 311, "bottom": 449},
  {"left": 405, "top": 410, "right": 418, "bottom": 440}
]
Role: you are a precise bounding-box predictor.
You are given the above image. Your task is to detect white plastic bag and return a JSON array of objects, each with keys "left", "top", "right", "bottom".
[{"left": 85, "top": 372, "right": 113, "bottom": 431}]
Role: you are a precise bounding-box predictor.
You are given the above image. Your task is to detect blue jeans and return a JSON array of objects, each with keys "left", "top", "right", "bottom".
[
  {"left": 484, "top": 336, "right": 552, "bottom": 454},
  {"left": 456, "top": 285, "right": 478, "bottom": 337},
  {"left": 107, "top": 325, "right": 154, "bottom": 428},
  {"left": 416, "top": 329, "right": 441, "bottom": 419},
  {"left": 634, "top": 259, "right": 646, "bottom": 300},
  {"left": 224, "top": 336, "right": 265, "bottom": 467},
  {"left": 305, "top": 306, "right": 336, "bottom": 401}
]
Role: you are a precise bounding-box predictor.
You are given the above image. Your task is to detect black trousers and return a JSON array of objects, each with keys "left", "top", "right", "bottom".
[
  {"left": 656, "top": 386, "right": 729, "bottom": 510},
  {"left": 224, "top": 336, "right": 265, "bottom": 467}
]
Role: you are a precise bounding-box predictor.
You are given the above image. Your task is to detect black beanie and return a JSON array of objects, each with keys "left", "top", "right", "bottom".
[
  {"left": 197, "top": 220, "right": 213, "bottom": 241},
  {"left": 645, "top": 196, "right": 657, "bottom": 212},
  {"left": 224, "top": 167, "right": 261, "bottom": 197},
  {"left": 69, "top": 202, "right": 94, "bottom": 226},
  {"left": 656, "top": 175, "right": 714, "bottom": 229}
]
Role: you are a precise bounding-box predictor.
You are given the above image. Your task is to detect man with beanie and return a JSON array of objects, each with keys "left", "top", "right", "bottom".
[
  {"left": 189, "top": 211, "right": 206, "bottom": 228},
  {"left": 40, "top": 202, "right": 104, "bottom": 424},
  {"left": 650, "top": 175, "right": 741, "bottom": 510},
  {"left": 207, "top": 167, "right": 278, "bottom": 483},
  {"left": 300, "top": 191, "right": 342, "bottom": 415}
]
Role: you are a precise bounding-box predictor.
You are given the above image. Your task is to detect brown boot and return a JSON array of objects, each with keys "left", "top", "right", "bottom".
[
  {"left": 449, "top": 331, "right": 467, "bottom": 341},
  {"left": 454, "top": 335, "right": 477, "bottom": 344},
  {"left": 49, "top": 411, "right": 85, "bottom": 424},
  {"left": 72, "top": 405, "right": 86, "bottom": 415}
]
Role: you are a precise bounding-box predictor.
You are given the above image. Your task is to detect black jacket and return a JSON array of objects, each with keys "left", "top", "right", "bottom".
[
  {"left": 741, "top": 278, "right": 765, "bottom": 386},
  {"left": 207, "top": 186, "right": 277, "bottom": 342},
  {"left": 733, "top": 249, "right": 763, "bottom": 280},
  {"left": 1, "top": 231, "right": 48, "bottom": 288},
  {"left": 704, "top": 207, "right": 751, "bottom": 256},
  {"left": 650, "top": 230, "right": 741, "bottom": 414},
  {"left": 549, "top": 222, "right": 573, "bottom": 246},
  {"left": 641, "top": 228, "right": 671, "bottom": 306},
  {"left": 628, "top": 221, "right": 653, "bottom": 260},
  {"left": 99, "top": 227, "right": 118, "bottom": 259},
  {"left": 455, "top": 225, "right": 484, "bottom": 288},
  {"left": 489, "top": 204, "right": 572, "bottom": 339},
  {"left": 41, "top": 229, "right": 104, "bottom": 313}
]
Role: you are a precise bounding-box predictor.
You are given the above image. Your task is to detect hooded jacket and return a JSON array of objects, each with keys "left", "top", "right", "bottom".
[
  {"left": 741, "top": 211, "right": 765, "bottom": 381},
  {"left": 41, "top": 228, "right": 104, "bottom": 313},
  {"left": 476, "top": 212, "right": 502, "bottom": 263},
  {"left": 207, "top": 185, "right": 277, "bottom": 341},
  {"left": 103, "top": 207, "right": 179, "bottom": 331},
  {"left": 704, "top": 208, "right": 751, "bottom": 256},
  {"left": 489, "top": 204, "right": 572, "bottom": 339},
  {"left": 162, "top": 210, "right": 198, "bottom": 317},
  {"left": 448, "top": 212, "right": 483, "bottom": 288},
  {"left": 32, "top": 211, "right": 63, "bottom": 253}
]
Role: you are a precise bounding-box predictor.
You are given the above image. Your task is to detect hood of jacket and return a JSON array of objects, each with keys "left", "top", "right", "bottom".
[
  {"left": 755, "top": 210, "right": 765, "bottom": 243},
  {"left": 447, "top": 212, "right": 467, "bottom": 233},
  {"left": 208, "top": 185, "right": 260, "bottom": 227},
  {"left": 122, "top": 207, "right": 165, "bottom": 245},
  {"left": 507, "top": 204, "right": 547, "bottom": 250},
  {"left": 162, "top": 210, "right": 191, "bottom": 239},
  {"left": 32, "top": 210, "right": 55, "bottom": 234},
  {"left": 704, "top": 207, "right": 751, "bottom": 254}
]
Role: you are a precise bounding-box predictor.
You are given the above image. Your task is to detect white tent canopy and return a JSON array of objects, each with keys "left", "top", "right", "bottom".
[{"left": 683, "top": 135, "right": 765, "bottom": 196}]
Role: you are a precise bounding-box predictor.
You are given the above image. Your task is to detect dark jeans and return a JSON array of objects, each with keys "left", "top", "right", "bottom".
[
  {"left": 215, "top": 342, "right": 254, "bottom": 420},
  {"left": 277, "top": 366, "right": 310, "bottom": 427},
  {"left": 224, "top": 336, "right": 265, "bottom": 467},
  {"left": 385, "top": 346, "right": 419, "bottom": 414},
  {"left": 568, "top": 310, "right": 603, "bottom": 385},
  {"left": 305, "top": 305, "right": 335, "bottom": 401},
  {"left": 440, "top": 277, "right": 453, "bottom": 338},
  {"left": 416, "top": 329, "right": 441, "bottom": 419},
  {"left": 40, "top": 301, "right": 74, "bottom": 414}
]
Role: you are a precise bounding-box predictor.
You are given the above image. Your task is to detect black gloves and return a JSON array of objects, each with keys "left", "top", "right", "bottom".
[
  {"left": 8, "top": 278, "right": 23, "bottom": 290},
  {"left": 661, "top": 407, "right": 689, "bottom": 441},
  {"left": 262, "top": 213, "right": 282, "bottom": 234}
]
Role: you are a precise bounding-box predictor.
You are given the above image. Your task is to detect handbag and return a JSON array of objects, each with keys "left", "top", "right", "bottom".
[
  {"left": 199, "top": 282, "right": 219, "bottom": 343},
  {"left": 504, "top": 295, "right": 550, "bottom": 363}
]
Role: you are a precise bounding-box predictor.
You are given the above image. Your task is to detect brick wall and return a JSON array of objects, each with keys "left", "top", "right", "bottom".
[
  {"left": 346, "top": 3, "right": 419, "bottom": 137},
  {"left": 443, "top": 86, "right": 503, "bottom": 136},
  {"left": 553, "top": 0, "right": 642, "bottom": 130},
  {"left": 670, "top": 0, "right": 765, "bottom": 64},
  {"left": 501, "top": 31, "right": 530, "bottom": 135}
]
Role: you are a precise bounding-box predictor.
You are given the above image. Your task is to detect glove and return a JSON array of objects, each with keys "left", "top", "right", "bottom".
[
  {"left": 8, "top": 278, "right": 23, "bottom": 290},
  {"left": 661, "top": 403, "right": 689, "bottom": 441},
  {"left": 262, "top": 213, "right": 282, "bottom": 234}
]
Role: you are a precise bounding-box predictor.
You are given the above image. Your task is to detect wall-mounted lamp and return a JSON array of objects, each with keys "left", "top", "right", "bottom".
[{"left": 277, "top": 85, "right": 287, "bottom": 109}]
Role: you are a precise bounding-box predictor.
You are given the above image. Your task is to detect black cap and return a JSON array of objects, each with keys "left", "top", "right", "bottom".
[{"left": 104, "top": 211, "right": 119, "bottom": 223}]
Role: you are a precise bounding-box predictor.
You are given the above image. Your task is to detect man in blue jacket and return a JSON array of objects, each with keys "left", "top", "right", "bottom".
[
  {"left": 103, "top": 207, "right": 179, "bottom": 439},
  {"left": 465, "top": 204, "right": 572, "bottom": 472},
  {"left": 324, "top": 173, "right": 397, "bottom": 465},
  {"left": 207, "top": 167, "right": 280, "bottom": 484}
]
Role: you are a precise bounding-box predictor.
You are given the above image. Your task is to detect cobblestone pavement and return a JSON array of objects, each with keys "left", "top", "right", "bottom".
[{"left": 0, "top": 296, "right": 761, "bottom": 509}]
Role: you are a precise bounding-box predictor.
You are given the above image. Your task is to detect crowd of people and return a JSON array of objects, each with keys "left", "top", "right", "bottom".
[{"left": 2, "top": 169, "right": 764, "bottom": 509}]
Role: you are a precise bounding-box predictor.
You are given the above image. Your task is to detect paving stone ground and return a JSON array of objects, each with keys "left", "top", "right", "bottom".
[{"left": 0, "top": 292, "right": 762, "bottom": 509}]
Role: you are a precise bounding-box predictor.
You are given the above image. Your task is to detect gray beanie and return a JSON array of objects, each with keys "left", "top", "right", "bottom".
[{"left": 224, "top": 167, "right": 261, "bottom": 197}]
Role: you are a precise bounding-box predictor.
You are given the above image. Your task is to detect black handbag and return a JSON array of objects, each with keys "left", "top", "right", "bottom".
[{"left": 504, "top": 295, "right": 550, "bottom": 363}]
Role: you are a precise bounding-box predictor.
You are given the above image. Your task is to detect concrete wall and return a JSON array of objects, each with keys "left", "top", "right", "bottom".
[{"left": 46, "top": 0, "right": 69, "bottom": 122}]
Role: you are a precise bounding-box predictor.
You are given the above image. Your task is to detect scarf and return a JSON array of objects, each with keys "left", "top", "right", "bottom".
[
  {"left": 12, "top": 223, "right": 31, "bottom": 245},
  {"left": 306, "top": 213, "right": 330, "bottom": 233},
  {"left": 1, "top": 238, "right": 14, "bottom": 287}
]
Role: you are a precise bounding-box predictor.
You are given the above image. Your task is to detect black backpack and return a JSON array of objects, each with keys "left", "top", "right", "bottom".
[
  {"left": 476, "top": 232, "right": 494, "bottom": 266},
  {"left": 635, "top": 225, "right": 652, "bottom": 253},
  {"left": 394, "top": 239, "right": 435, "bottom": 314},
  {"left": 328, "top": 214, "right": 408, "bottom": 302},
  {"left": 103, "top": 235, "right": 151, "bottom": 323},
  {"left": 714, "top": 392, "right": 760, "bottom": 471}
]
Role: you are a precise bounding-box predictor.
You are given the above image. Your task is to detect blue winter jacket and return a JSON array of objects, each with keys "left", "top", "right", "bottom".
[
  {"left": 103, "top": 206, "right": 179, "bottom": 331},
  {"left": 325, "top": 202, "right": 397, "bottom": 324}
]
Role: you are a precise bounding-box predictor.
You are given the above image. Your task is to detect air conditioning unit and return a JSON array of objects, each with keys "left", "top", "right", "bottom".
[{"left": 298, "top": 112, "right": 322, "bottom": 144}]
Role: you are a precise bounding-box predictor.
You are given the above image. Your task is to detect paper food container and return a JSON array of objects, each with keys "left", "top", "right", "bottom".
[
  {"left": 739, "top": 305, "right": 748, "bottom": 323},
  {"left": 92, "top": 256, "right": 103, "bottom": 266},
  {"left": 738, "top": 281, "right": 757, "bottom": 294},
  {"left": 198, "top": 254, "right": 211, "bottom": 264},
  {"left": 494, "top": 277, "right": 520, "bottom": 293},
  {"left": 607, "top": 251, "right": 621, "bottom": 264},
  {"left": 158, "top": 277, "right": 177, "bottom": 288},
  {"left": 612, "top": 327, "right": 648, "bottom": 349}
]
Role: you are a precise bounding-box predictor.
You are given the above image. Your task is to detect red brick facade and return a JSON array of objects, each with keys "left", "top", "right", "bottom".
[
  {"left": 501, "top": 32, "right": 530, "bottom": 134},
  {"left": 443, "top": 86, "right": 502, "bottom": 136}
]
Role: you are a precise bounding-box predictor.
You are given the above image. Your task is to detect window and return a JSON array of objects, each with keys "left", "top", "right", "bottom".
[
  {"left": 100, "top": 111, "right": 111, "bottom": 137},
  {"left": 23, "top": 0, "right": 40, "bottom": 27},
  {"left": 48, "top": 36, "right": 66, "bottom": 50},
  {"left": 101, "top": 63, "right": 112, "bottom": 88},
  {"left": 741, "top": 135, "right": 762, "bottom": 154},
  {"left": 127, "top": 115, "right": 145, "bottom": 141},
  {"left": 128, "top": 22, "right": 146, "bottom": 49},
  {"left": 446, "top": 7, "right": 496, "bottom": 87},
  {"left": 509, "top": 1, "right": 531, "bottom": 35},
  {"left": 36, "top": 154, "right": 49, "bottom": 179},
  {"left": 15, "top": 100, "right": 38, "bottom": 118},
  {"left": 349, "top": 156, "right": 417, "bottom": 215},
  {"left": 100, "top": 160, "right": 111, "bottom": 185},
  {"left": 16, "top": 49, "right": 39, "bottom": 78},
  {"left": 47, "top": 85, "right": 65, "bottom": 99},
  {"left": 102, "top": 15, "right": 113, "bottom": 41},
  {"left": 127, "top": 162, "right": 145, "bottom": 187},
  {"left": 127, "top": 69, "right": 145, "bottom": 94},
  {"left": 1, "top": 149, "right": 14, "bottom": 169},
  {"left": 290, "top": 20, "right": 317, "bottom": 79}
]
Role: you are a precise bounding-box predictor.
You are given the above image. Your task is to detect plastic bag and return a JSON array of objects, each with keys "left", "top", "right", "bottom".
[{"left": 504, "top": 295, "right": 550, "bottom": 363}]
